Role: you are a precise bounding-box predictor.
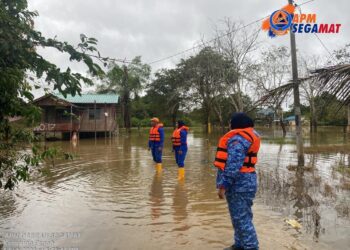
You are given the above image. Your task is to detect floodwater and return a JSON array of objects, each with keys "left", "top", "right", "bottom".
[{"left": 0, "top": 127, "right": 349, "bottom": 250}]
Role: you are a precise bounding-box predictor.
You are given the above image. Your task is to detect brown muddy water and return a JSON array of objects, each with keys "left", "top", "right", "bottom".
[{"left": 0, "top": 127, "right": 349, "bottom": 250}]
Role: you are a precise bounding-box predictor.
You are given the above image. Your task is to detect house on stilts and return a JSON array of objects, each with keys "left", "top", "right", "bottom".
[{"left": 33, "top": 93, "right": 120, "bottom": 139}]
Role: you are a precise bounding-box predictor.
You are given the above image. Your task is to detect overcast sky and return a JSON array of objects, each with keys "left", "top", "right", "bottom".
[{"left": 28, "top": 0, "right": 349, "bottom": 95}]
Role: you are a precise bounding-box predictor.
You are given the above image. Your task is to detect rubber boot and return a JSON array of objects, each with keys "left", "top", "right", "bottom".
[
  {"left": 223, "top": 245, "right": 244, "bottom": 250},
  {"left": 156, "top": 163, "right": 162, "bottom": 172},
  {"left": 177, "top": 168, "right": 185, "bottom": 180}
]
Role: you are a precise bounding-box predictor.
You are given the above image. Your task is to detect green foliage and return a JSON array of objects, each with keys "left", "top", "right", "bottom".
[
  {"left": 131, "top": 117, "right": 141, "bottom": 127},
  {"left": 146, "top": 67, "right": 189, "bottom": 127},
  {"left": 178, "top": 116, "right": 193, "bottom": 127},
  {"left": 0, "top": 0, "right": 103, "bottom": 190},
  {"left": 314, "top": 93, "right": 347, "bottom": 126},
  {"left": 97, "top": 57, "right": 151, "bottom": 129},
  {"left": 131, "top": 117, "right": 152, "bottom": 127},
  {"left": 284, "top": 93, "right": 347, "bottom": 126},
  {"left": 181, "top": 47, "right": 227, "bottom": 128},
  {"left": 124, "top": 47, "right": 256, "bottom": 128}
]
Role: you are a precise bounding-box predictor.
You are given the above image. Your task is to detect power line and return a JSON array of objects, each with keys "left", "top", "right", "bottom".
[
  {"left": 294, "top": 0, "right": 316, "bottom": 8},
  {"left": 296, "top": 0, "right": 338, "bottom": 64},
  {"left": 146, "top": 0, "right": 315, "bottom": 65},
  {"left": 110, "top": 0, "right": 316, "bottom": 66},
  {"left": 313, "top": 33, "right": 338, "bottom": 64},
  {"left": 148, "top": 19, "right": 265, "bottom": 65},
  {"left": 90, "top": 0, "right": 315, "bottom": 66}
]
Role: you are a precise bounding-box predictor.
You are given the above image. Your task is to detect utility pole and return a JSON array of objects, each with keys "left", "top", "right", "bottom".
[
  {"left": 288, "top": 0, "right": 304, "bottom": 166},
  {"left": 94, "top": 100, "right": 97, "bottom": 140},
  {"left": 347, "top": 104, "right": 350, "bottom": 133},
  {"left": 122, "top": 65, "right": 131, "bottom": 133}
]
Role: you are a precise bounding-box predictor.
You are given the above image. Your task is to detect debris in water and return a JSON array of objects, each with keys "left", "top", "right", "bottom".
[{"left": 285, "top": 219, "right": 302, "bottom": 229}]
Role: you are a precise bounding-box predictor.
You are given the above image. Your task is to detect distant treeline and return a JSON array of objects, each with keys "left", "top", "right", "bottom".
[{"left": 97, "top": 37, "right": 350, "bottom": 131}]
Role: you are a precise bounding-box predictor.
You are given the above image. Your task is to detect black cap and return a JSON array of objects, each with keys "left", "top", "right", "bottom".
[
  {"left": 230, "top": 112, "right": 254, "bottom": 129},
  {"left": 177, "top": 120, "right": 185, "bottom": 128}
]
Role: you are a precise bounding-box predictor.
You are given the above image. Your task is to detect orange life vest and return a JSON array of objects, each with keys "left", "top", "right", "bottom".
[
  {"left": 149, "top": 124, "right": 163, "bottom": 142},
  {"left": 171, "top": 126, "right": 189, "bottom": 146},
  {"left": 214, "top": 127, "right": 260, "bottom": 173}
]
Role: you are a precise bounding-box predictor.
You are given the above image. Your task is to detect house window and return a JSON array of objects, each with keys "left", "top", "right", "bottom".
[
  {"left": 89, "top": 108, "right": 101, "bottom": 120},
  {"left": 56, "top": 109, "right": 70, "bottom": 122}
]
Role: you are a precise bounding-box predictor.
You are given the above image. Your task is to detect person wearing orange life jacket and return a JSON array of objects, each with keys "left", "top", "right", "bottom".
[
  {"left": 149, "top": 117, "right": 164, "bottom": 171},
  {"left": 214, "top": 113, "right": 260, "bottom": 250},
  {"left": 171, "top": 120, "right": 189, "bottom": 180}
]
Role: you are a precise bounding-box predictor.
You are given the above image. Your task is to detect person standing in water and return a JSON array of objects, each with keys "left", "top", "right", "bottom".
[
  {"left": 171, "top": 120, "right": 189, "bottom": 180},
  {"left": 71, "top": 130, "right": 78, "bottom": 145},
  {"left": 149, "top": 117, "right": 164, "bottom": 172},
  {"left": 214, "top": 113, "right": 261, "bottom": 250}
]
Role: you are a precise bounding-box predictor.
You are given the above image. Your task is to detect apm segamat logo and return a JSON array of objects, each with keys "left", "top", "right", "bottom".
[{"left": 262, "top": 4, "right": 342, "bottom": 38}]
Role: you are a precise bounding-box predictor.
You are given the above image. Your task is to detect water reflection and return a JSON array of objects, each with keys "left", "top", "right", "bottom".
[
  {"left": 172, "top": 181, "right": 188, "bottom": 222},
  {"left": 150, "top": 172, "right": 164, "bottom": 220},
  {"left": 0, "top": 127, "right": 349, "bottom": 249},
  {"left": 256, "top": 126, "right": 350, "bottom": 248}
]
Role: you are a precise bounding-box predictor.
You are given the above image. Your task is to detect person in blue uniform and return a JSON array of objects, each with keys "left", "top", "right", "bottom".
[
  {"left": 214, "top": 113, "right": 261, "bottom": 250},
  {"left": 149, "top": 117, "right": 164, "bottom": 171},
  {"left": 171, "top": 120, "right": 189, "bottom": 180}
]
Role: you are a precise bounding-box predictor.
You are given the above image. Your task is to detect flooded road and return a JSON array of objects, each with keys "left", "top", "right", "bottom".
[{"left": 0, "top": 127, "right": 349, "bottom": 249}]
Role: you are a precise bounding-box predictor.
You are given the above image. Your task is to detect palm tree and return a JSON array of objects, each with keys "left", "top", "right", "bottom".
[
  {"left": 311, "top": 64, "right": 350, "bottom": 105},
  {"left": 97, "top": 57, "right": 151, "bottom": 131},
  {"left": 311, "top": 64, "right": 350, "bottom": 132}
]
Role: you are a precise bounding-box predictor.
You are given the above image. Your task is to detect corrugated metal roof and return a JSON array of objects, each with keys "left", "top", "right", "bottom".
[
  {"left": 284, "top": 115, "right": 295, "bottom": 121},
  {"left": 257, "top": 108, "right": 275, "bottom": 115},
  {"left": 54, "top": 93, "right": 119, "bottom": 104}
]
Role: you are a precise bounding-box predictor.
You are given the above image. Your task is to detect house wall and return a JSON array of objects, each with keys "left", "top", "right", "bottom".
[{"left": 78, "top": 104, "right": 117, "bottom": 132}]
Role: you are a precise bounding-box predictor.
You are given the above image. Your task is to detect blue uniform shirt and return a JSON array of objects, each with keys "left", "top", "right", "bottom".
[
  {"left": 180, "top": 129, "right": 187, "bottom": 148},
  {"left": 180, "top": 129, "right": 187, "bottom": 144},
  {"left": 216, "top": 134, "right": 257, "bottom": 193}
]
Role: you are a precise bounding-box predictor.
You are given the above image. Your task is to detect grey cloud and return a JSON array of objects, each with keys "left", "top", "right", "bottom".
[{"left": 28, "top": 0, "right": 350, "bottom": 92}]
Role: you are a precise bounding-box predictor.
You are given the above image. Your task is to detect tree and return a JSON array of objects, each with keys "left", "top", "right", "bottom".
[
  {"left": 0, "top": 0, "right": 105, "bottom": 189},
  {"left": 214, "top": 19, "right": 259, "bottom": 112},
  {"left": 97, "top": 57, "right": 151, "bottom": 131},
  {"left": 333, "top": 44, "right": 350, "bottom": 131},
  {"left": 252, "top": 46, "right": 291, "bottom": 136},
  {"left": 312, "top": 44, "right": 350, "bottom": 132},
  {"left": 313, "top": 93, "right": 347, "bottom": 126},
  {"left": 258, "top": 43, "right": 350, "bottom": 132},
  {"left": 147, "top": 67, "right": 189, "bottom": 128},
  {"left": 182, "top": 47, "right": 226, "bottom": 132},
  {"left": 299, "top": 55, "right": 325, "bottom": 132}
]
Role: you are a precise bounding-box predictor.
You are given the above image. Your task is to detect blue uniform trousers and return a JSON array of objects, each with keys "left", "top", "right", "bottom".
[
  {"left": 225, "top": 190, "right": 259, "bottom": 250},
  {"left": 174, "top": 145, "right": 187, "bottom": 168},
  {"left": 151, "top": 145, "right": 162, "bottom": 163}
]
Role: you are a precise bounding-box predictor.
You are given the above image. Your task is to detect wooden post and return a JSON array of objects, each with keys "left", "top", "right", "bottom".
[
  {"left": 44, "top": 123, "right": 47, "bottom": 143},
  {"left": 70, "top": 105, "right": 73, "bottom": 141},
  {"left": 104, "top": 103, "right": 107, "bottom": 138},
  {"left": 78, "top": 114, "right": 81, "bottom": 142},
  {"left": 94, "top": 101, "right": 97, "bottom": 140},
  {"left": 114, "top": 104, "right": 118, "bottom": 136},
  {"left": 54, "top": 106, "right": 56, "bottom": 138},
  {"left": 44, "top": 107, "right": 47, "bottom": 147},
  {"left": 347, "top": 104, "right": 350, "bottom": 133}
]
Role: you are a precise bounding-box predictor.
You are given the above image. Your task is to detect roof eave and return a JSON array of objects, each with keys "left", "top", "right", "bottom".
[{"left": 33, "top": 93, "right": 79, "bottom": 107}]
